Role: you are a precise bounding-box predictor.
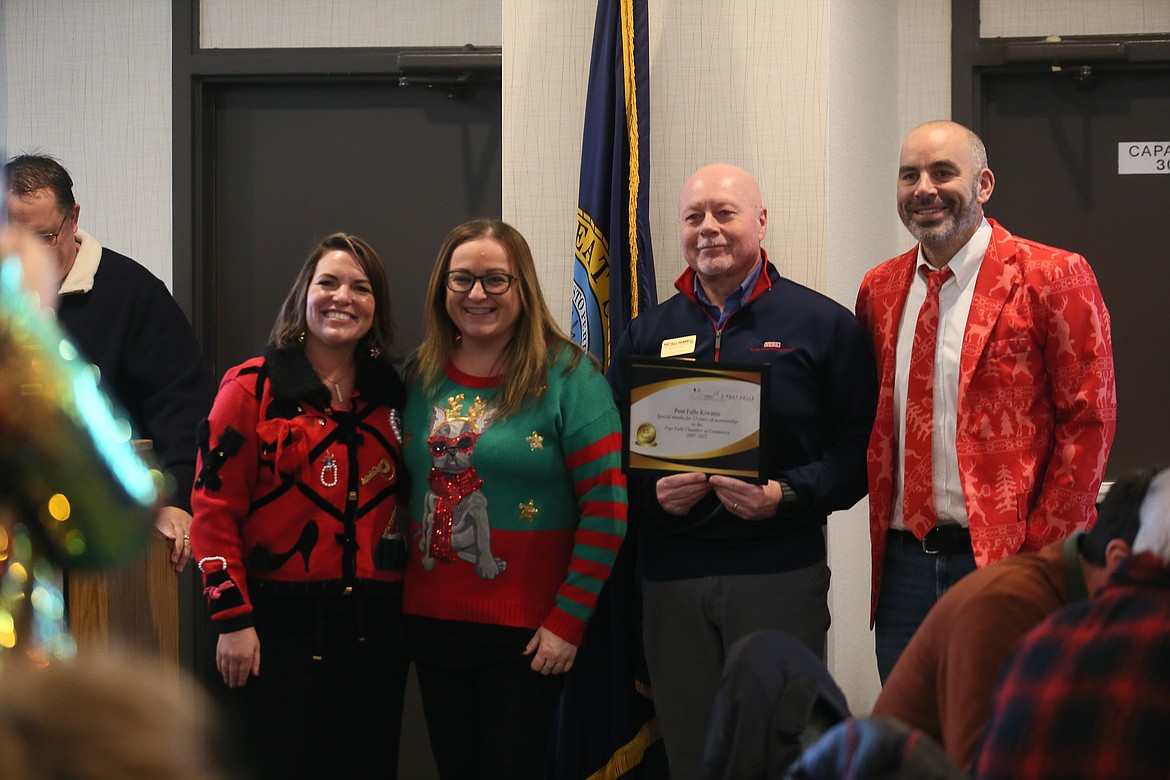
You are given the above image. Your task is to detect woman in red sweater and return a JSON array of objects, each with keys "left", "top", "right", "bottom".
[{"left": 190, "top": 233, "right": 409, "bottom": 779}]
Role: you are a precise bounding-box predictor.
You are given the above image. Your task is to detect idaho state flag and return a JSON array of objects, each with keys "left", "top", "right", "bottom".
[
  {"left": 557, "top": 1, "right": 665, "bottom": 778},
  {"left": 570, "top": 0, "right": 657, "bottom": 371}
]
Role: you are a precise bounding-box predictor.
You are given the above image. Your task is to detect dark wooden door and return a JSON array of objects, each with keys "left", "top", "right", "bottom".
[
  {"left": 210, "top": 80, "right": 502, "bottom": 376},
  {"left": 981, "top": 66, "right": 1170, "bottom": 477}
]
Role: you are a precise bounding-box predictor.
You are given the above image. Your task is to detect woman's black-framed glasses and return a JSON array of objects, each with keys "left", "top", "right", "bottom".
[{"left": 444, "top": 271, "right": 516, "bottom": 295}]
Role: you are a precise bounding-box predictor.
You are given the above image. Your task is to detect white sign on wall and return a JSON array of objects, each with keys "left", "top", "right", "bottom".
[{"left": 1118, "top": 142, "right": 1170, "bottom": 175}]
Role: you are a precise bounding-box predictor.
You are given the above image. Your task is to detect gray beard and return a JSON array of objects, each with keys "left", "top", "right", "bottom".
[
  {"left": 905, "top": 199, "right": 982, "bottom": 251},
  {"left": 693, "top": 256, "right": 735, "bottom": 277}
]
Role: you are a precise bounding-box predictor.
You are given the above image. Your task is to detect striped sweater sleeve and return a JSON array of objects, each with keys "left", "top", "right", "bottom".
[{"left": 541, "top": 362, "right": 628, "bottom": 645}]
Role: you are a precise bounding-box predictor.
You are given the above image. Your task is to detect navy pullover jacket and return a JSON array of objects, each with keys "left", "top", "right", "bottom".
[{"left": 608, "top": 252, "right": 877, "bottom": 580}]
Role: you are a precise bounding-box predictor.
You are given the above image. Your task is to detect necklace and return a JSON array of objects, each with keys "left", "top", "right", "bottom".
[{"left": 314, "top": 366, "right": 354, "bottom": 405}]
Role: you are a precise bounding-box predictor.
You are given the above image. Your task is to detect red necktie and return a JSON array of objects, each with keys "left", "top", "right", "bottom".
[{"left": 903, "top": 266, "right": 953, "bottom": 539}]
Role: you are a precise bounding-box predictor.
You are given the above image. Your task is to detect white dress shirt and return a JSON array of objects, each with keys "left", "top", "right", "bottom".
[{"left": 891, "top": 219, "right": 992, "bottom": 531}]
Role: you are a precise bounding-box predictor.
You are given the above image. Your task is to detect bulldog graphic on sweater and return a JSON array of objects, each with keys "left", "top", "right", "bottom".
[{"left": 420, "top": 394, "right": 506, "bottom": 579}]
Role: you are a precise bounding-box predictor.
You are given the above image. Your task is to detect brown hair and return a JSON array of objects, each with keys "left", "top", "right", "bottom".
[
  {"left": 411, "top": 219, "right": 586, "bottom": 418},
  {"left": 5, "top": 153, "right": 76, "bottom": 213},
  {"left": 0, "top": 649, "right": 234, "bottom": 780},
  {"left": 270, "top": 232, "right": 396, "bottom": 359}
]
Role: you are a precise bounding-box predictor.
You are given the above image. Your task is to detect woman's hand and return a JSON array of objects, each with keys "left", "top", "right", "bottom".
[
  {"left": 523, "top": 626, "right": 578, "bottom": 675},
  {"left": 155, "top": 506, "right": 193, "bottom": 572},
  {"left": 217, "top": 627, "right": 261, "bottom": 688}
]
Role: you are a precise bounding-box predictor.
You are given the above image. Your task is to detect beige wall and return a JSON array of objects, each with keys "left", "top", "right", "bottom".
[
  {"left": 4, "top": 0, "right": 1165, "bottom": 713},
  {"left": 825, "top": 0, "right": 900, "bottom": 710},
  {"left": 3, "top": 0, "right": 174, "bottom": 282},
  {"left": 200, "top": 0, "right": 501, "bottom": 48},
  {"left": 981, "top": 0, "right": 1170, "bottom": 37}
]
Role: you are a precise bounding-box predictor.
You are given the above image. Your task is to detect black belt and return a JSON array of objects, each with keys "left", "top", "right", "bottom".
[{"left": 890, "top": 526, "right": 972, "bottom": 555}]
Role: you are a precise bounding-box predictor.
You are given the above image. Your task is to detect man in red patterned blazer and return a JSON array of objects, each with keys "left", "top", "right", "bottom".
[{"left": 855, "top": 120, "right": 1116, "bottom": 681}]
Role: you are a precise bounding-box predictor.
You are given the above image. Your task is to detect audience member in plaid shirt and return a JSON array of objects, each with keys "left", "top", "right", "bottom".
[{"left": 974, "top": 468, "right": 1170, "bottom": 780}]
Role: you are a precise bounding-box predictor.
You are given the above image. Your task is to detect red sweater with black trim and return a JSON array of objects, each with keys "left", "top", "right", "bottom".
[{"left": 189, "top": 345, "right": 407, "bottom": 632}]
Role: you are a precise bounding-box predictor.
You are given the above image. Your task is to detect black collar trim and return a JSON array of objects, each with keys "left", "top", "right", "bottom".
[{"left": 262, "top": 343, "right": 405, "bottom": 409}]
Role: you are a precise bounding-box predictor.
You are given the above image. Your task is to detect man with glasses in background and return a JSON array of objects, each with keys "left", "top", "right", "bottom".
[{"left": 5, "top": 154, "right": 209, "bottom": 572}]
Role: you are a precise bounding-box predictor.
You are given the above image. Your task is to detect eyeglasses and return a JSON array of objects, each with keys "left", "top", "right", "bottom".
[
  {"left": 38, "top": 212, "right": 70, "bottom": 247},
  {"left": 444, "top": 270, "right": 516, "bottom": 295}
]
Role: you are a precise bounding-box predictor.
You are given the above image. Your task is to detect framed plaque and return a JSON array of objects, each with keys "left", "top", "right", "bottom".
[{"left": 622, "top": 357, "right": 770, "bottom": 483}]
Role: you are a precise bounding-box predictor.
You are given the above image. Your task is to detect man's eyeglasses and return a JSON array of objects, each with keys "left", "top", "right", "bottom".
[
  {"left": 38, "top": 212, "right": 70, "bottom": 247},
  {"left": 444, "top": 271, "right": 516, "bottom": 295}
]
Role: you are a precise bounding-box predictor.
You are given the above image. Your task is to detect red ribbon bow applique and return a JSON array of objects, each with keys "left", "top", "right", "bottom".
[{"left": 256, "top": 417, "right": 318, "bottom": 479}]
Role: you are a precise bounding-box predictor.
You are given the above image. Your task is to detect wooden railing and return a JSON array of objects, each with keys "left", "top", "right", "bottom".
[{"left": 67, "top": 531, "right": 179, "bottom": 663}]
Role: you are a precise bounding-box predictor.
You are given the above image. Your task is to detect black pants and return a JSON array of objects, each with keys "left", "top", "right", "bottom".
[
  {"left": 414, "top": 656, "right": 565, "bottom": 780},
  {"left": 216, "top": 589, "right": 408, "bottom": 780}
]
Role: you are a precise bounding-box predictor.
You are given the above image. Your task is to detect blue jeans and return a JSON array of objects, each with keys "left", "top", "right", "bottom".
[{"left": 874, "top": 532, "right": 976, "bottom": 683}]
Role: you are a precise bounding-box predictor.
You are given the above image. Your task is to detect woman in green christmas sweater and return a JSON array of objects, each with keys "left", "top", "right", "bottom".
[{"left": 402, "top": 219, "right": 627, "bottom": 779}]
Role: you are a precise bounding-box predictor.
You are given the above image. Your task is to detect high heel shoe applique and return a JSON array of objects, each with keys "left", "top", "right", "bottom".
[{"left": 247, "top": 520, "right": 319, "bottom": 573}]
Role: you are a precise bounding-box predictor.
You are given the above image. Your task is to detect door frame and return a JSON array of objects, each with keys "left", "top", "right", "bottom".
[
  {"left": 170, "top": 0, "right": 500, "bottom": 672},
  {"left": 950, "top": 0, "right": 1170, "bottom": 130}
]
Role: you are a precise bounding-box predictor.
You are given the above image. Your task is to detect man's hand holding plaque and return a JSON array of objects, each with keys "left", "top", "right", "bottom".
[{"left": 655, "top": 472, "right": 783, "bottom": 521}]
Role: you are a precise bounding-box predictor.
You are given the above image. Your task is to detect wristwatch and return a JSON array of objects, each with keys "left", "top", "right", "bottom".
[{"left": 778, "top": 480, "right": 797, "bottom": 506}]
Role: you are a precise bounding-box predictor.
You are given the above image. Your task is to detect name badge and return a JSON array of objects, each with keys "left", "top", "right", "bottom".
[{"left": 660, "top": 335, "right": 697, "bottom": 358}]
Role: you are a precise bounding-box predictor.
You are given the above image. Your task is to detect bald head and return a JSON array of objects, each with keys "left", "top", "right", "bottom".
[
  {"left": 903, "top": 121, "right": 988, "bottom": 171},
  {"left": 677, "top": 164, "right": 763, "bottom": 217},
  {"left": 677, "top": 164, "right": 767, "bottom": 296}
]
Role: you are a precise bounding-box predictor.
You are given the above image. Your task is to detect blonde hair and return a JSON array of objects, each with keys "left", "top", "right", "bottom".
[{"left": 411, "top": 219, "right": 587, "bottom": 418}]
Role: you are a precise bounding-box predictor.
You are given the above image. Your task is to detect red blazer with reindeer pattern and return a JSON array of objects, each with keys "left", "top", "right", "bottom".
[{"left": 855, "top": 219, "right": 1116, "bottom": 624}]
